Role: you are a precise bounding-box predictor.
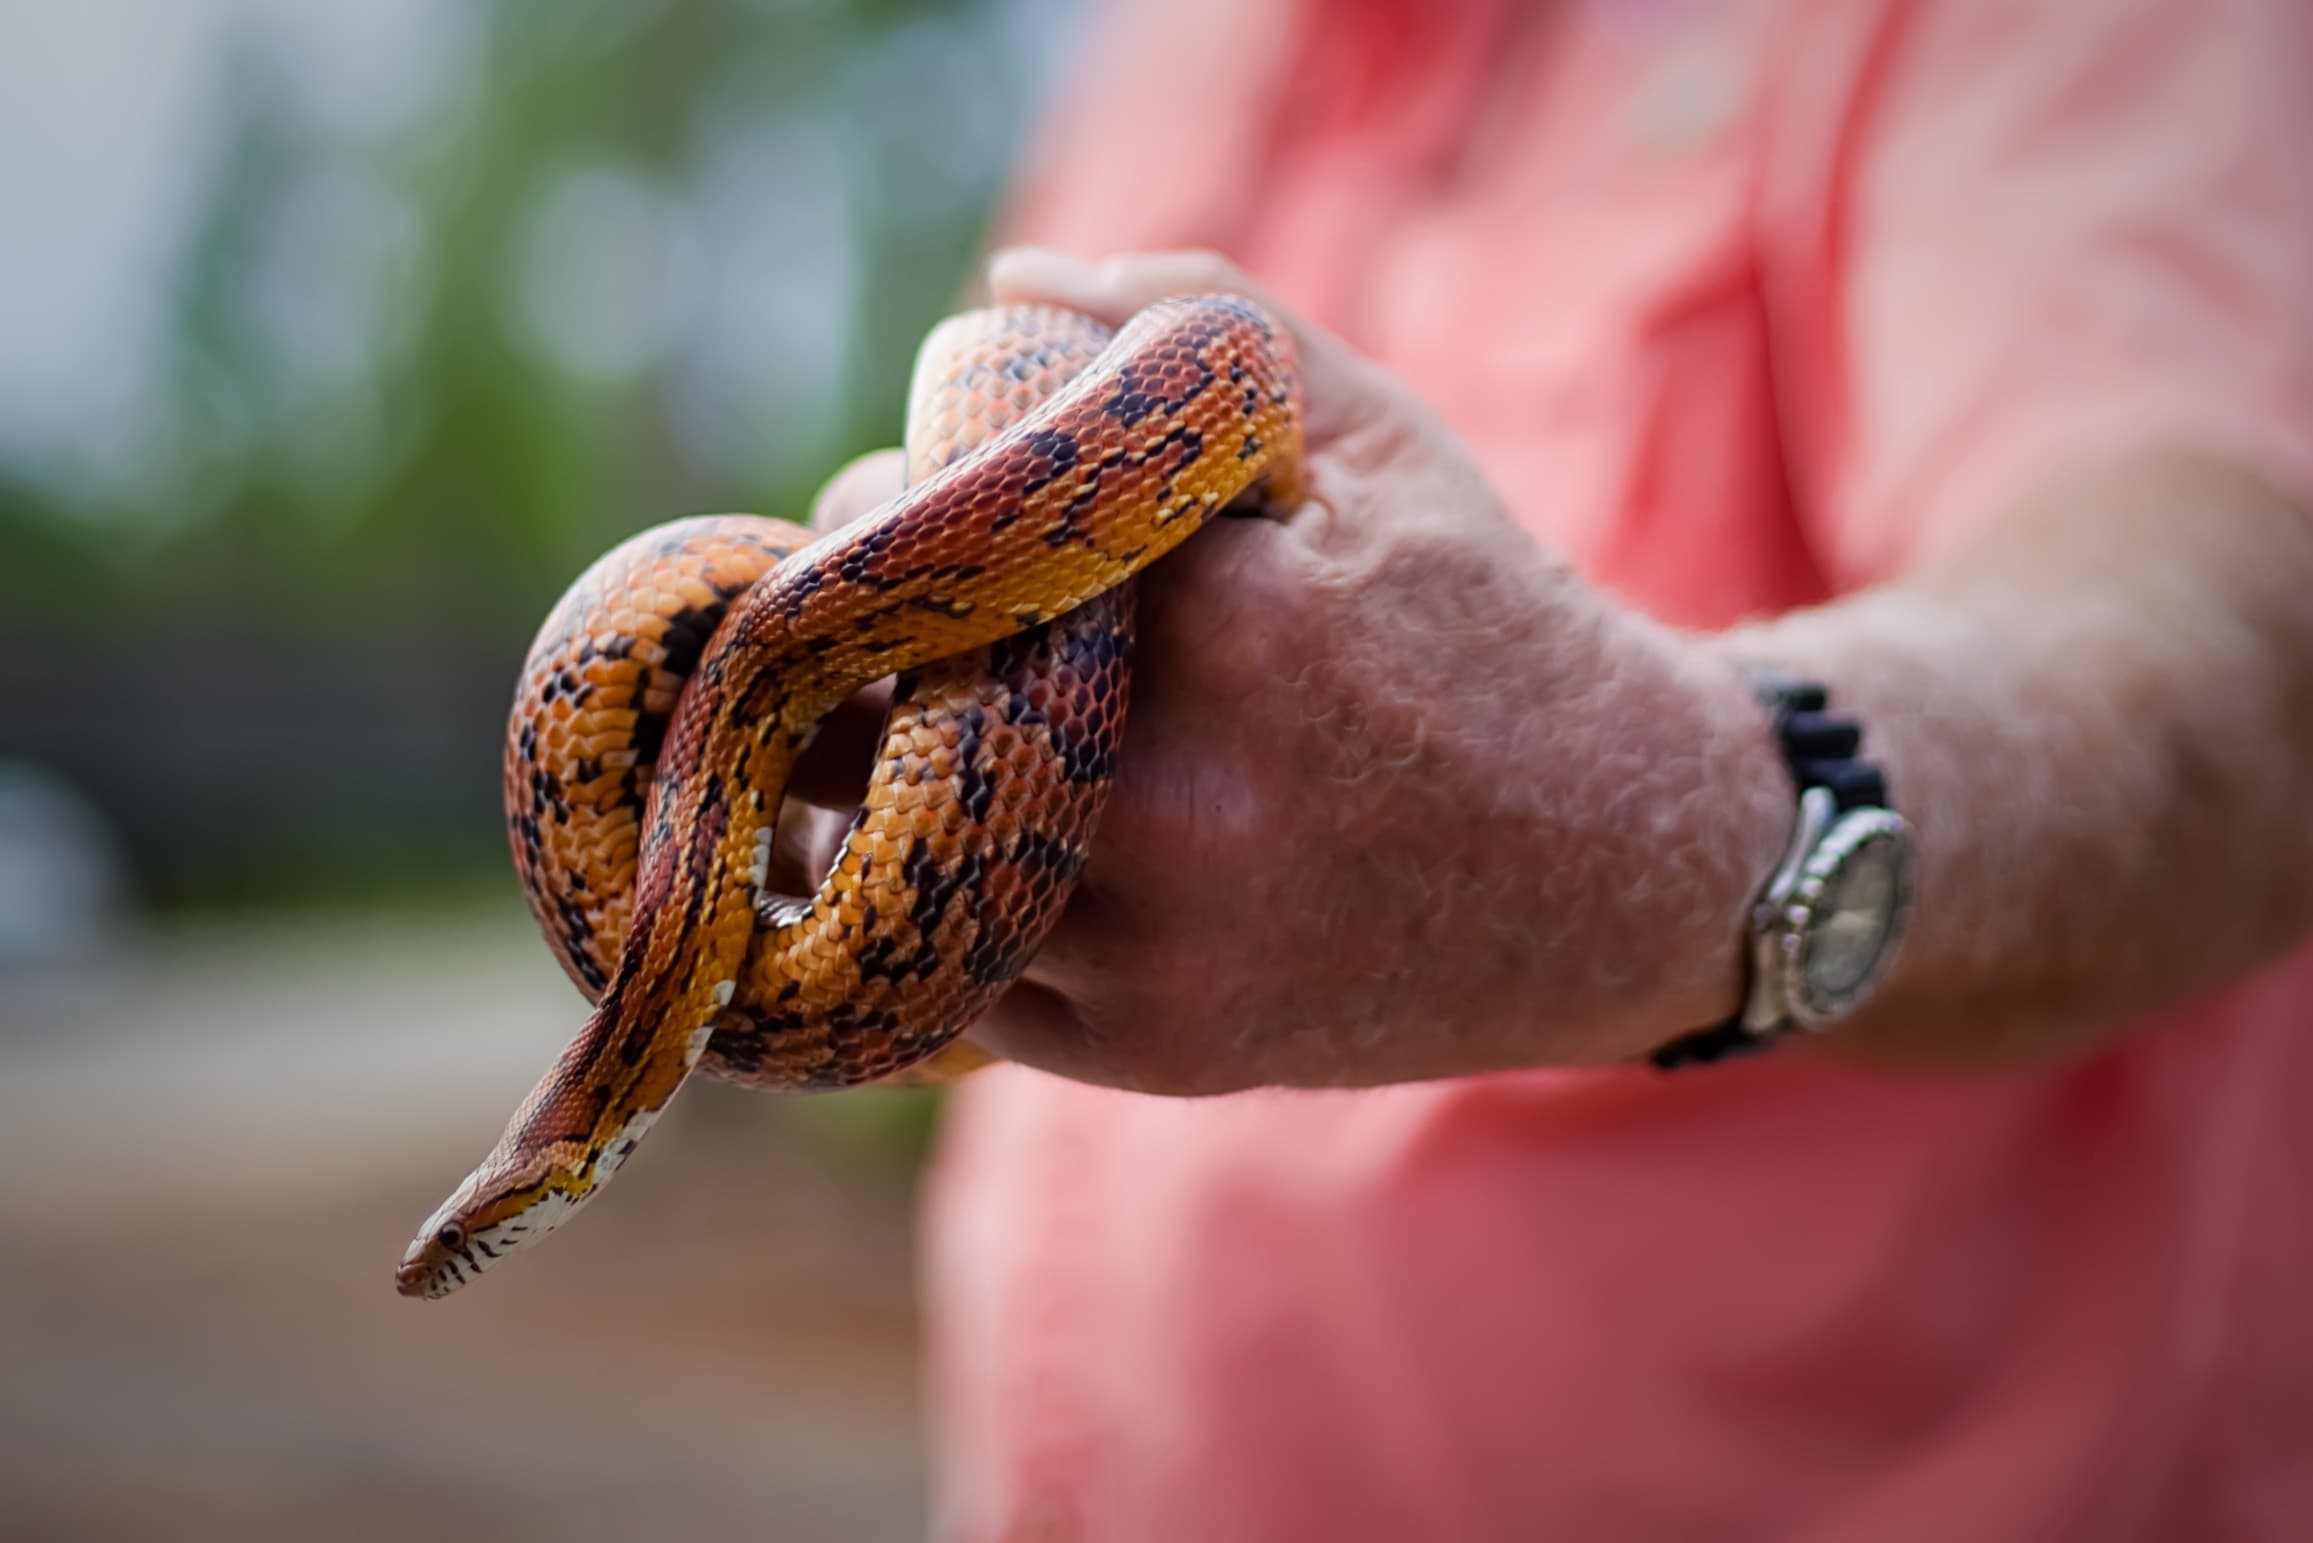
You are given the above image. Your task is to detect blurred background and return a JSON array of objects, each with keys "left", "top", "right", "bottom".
[{"left": 0, "top": 2, "right": 1082, "bottom": 1536}]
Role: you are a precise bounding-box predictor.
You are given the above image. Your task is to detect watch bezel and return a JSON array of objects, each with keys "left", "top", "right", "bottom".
[
  {"left": 1771, "top": 805, "right": 1915, "bottom": 1030},
  {"left": 1652, "top": 672, "right": 1916, "bottom": 1071}
]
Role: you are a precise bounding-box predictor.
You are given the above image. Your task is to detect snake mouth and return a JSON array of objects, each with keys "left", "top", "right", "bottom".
[
  {"left": 394, "top": 1254, "right": 443, "bottom": 1299},
  {"left": 394, "top": 1234, "right": 463, "bottom": 1300}
]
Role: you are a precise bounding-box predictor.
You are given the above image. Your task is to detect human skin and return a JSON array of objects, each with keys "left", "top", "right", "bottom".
[{"left": 790, "top": 248, "right": 2313, "bottom": 1092}]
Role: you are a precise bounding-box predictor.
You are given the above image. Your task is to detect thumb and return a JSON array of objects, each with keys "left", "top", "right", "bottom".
[
  {"left": 786, "top": 447, "right": 905, "bottom": 810},
  {"left": 810, "top": 446, "right": 908, "bottom": 533}
]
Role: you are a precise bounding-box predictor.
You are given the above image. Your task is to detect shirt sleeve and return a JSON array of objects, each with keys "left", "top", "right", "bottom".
[{"left": 1764, "top": 0, "right": 2313, "bottom": 587}]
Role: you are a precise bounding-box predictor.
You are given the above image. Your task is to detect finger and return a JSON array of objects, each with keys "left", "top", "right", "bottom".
[
  {"left": 785, "top": 675, "right": 895, "bottom": 809},
  {"left": 763, "top": 799, "right": 846, "bottom": 895},
  {"left": 786, "top": 451, "right": 908, "bottom": 810},
  {"left": 968, "top": 979, "right": 1142, "bottom": 1091},
  {"left": 985, "top": 246, "right": 1393, "bottom": 443},
  {"left": 809, "top": 446, "right": 908, "bottom": 533}
]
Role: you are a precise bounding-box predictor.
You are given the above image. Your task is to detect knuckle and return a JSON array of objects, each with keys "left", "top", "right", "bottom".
[
  {"left": 1175, "top": 248, "right": 1235, "bottom": 284},
  {"left": 1228, "top": 542, "right": 1329, "bottom": 682},
  {"left": 810, "top": 448, "right": 904, "bottom": 531},
  {"left": 1118, "top": 248, "right": 1239, "bottom": 298}
]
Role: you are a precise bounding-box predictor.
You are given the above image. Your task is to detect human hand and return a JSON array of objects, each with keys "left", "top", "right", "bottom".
[{"left": 796, "top": 249, "right": 1790, "bottom": 1094}]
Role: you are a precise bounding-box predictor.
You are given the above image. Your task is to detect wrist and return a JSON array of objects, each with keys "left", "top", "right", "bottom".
[
  {"left": 1641, "top": 637, "right": 1798, "bottom": 1043},
  {"left": 1491, "top": 612, "right": 1793, "bottom": 1066}
]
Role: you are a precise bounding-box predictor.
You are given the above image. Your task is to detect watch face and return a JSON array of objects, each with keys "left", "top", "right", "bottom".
[{"left": 1791, "top": 812, "right": 1914, "bottom": 1024}]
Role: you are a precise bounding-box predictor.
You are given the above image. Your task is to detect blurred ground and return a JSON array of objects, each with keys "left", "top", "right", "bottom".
[{"left": 0, "top": 914, "right": 931, "bottom": 1542}]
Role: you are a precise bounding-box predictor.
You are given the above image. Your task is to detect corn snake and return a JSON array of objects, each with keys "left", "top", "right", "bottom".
[{"left": 396, "top": 296, "right": 1303, "bottom": 1298}]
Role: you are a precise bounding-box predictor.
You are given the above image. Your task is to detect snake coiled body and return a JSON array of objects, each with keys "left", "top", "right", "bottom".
[{"left": 397, "top": 296, "right": 1303, "bottom": 1298}]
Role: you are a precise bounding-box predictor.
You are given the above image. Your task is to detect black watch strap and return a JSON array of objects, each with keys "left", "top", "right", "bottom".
[{"left": 1646, "top": 670, "right": 1890, "bottom": 1071}]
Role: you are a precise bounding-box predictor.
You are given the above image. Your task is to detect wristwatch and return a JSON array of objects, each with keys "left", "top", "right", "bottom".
[{"left": 1648, "top": 670, "right": 1916, "bottom": 1069}]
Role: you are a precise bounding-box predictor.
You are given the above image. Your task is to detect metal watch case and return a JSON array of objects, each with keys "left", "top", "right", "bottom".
[{"left": 1742, "top": 785, "right": 1916, "bottom": 1033}]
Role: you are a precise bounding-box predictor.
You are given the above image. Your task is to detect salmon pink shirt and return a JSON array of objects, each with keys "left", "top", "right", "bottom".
[{"left": 923, "top": 1, "right": 2313, "bottom": 1538}]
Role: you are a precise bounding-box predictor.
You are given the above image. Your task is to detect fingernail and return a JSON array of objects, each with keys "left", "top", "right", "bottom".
[{"left": 988, "top": 245, "right": 1095, "bottom": 296}]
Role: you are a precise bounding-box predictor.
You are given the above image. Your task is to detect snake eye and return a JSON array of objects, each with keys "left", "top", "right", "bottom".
[{"left": 436, "top": 1222, "right": 467, "bottom": 1252}]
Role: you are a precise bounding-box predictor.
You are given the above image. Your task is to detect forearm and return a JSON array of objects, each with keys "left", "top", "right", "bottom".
[
  {"left": 1713, "top": 452, "right": 2313, "bottom": 1070},
  {"left": 931, "top": 249, "right": 2313, "bottom": 1093}
]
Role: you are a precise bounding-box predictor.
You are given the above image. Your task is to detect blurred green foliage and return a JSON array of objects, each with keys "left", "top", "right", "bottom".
[
  {"left": 1, "top": 0, "right": 1048, "bottom": 624},
  {"left": 0, "top": 0, "right": 1067, "bottom": 906}
]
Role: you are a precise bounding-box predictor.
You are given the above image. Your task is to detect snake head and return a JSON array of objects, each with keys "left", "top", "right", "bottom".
[{"left": 394, "top": 1147, "right": 589, "bottom": 1300}]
